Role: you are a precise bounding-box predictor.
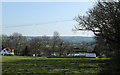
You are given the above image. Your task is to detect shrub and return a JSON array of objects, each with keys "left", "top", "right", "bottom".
[{"left": 5, "top": 54, "right": 14, "bottom": 56}]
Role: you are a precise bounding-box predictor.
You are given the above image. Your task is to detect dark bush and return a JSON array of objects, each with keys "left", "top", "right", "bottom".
[{"left": 5, "top": 54, "right": 14, "bottom": 56}]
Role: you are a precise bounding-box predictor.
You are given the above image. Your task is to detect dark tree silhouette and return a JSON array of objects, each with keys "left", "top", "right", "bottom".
[{"left": 75, "top": 1, "right": 120, "bottom": 61}]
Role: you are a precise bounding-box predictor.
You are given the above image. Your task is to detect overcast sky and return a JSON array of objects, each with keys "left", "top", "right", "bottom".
[{"left": 2, "top": 2, "right": 95, "bottom": 36}]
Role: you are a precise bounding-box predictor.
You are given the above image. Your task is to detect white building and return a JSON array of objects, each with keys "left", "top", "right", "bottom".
[
  {"left": 0, "top": 48, "right": 14, "bottom": 56},
  {"left": 68, "top": 53, "right": 96, "bottom": 58}
]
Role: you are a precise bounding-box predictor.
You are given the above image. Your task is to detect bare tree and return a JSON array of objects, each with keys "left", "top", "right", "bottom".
[{"left": 74, "top": 1, "right": 120, "bottom": 60}]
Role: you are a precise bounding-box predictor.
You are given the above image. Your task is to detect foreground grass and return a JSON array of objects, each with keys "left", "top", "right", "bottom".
[{"left": 1, "top": 56, "right": 119, "bottom": 74}]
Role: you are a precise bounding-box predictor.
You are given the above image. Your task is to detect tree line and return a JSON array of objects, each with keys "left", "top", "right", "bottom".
[
  {"left": 2, "top": 32, "right": 73, "bottom": 56},
  {"left": 1, "top": 31, "right": 95, "bottom": 57}
]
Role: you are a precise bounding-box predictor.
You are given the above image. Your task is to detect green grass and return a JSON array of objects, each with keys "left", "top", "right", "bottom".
[{"left": 1, "top": 56, "right": 119, "bottom": 74}]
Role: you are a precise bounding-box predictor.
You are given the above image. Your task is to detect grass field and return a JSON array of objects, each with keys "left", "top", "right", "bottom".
[{"left": 1, "top": 56, "right": 120, "bottom": 74}]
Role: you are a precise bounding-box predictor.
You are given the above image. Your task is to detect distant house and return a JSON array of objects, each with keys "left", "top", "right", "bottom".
[
  {"left": 68, "top": 53, "right": 96, "bottom": 58},
  {"left": 68, "top": 47, "right": 96, "bottom": 58},
  {"left": 40, "top": 52, "right": 50, "bottom": 57},
  {"left": 0, "top": 48, "right": 14, "bottom": 56}
]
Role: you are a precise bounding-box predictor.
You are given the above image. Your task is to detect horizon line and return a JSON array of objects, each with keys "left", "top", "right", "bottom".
[{"left": 23, "top": 35, "right": 95, "bottom": 37}]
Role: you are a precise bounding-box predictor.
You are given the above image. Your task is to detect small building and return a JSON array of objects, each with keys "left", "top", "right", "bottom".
[
  {"left": 0, "top": 48, "right": 14, "bottom": 56},
  {"left": 40, "top": 52, "right": 50, "bottom": 57},
  {"left": 68, "top": 53, "right": 96, "bottom": 58}
]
